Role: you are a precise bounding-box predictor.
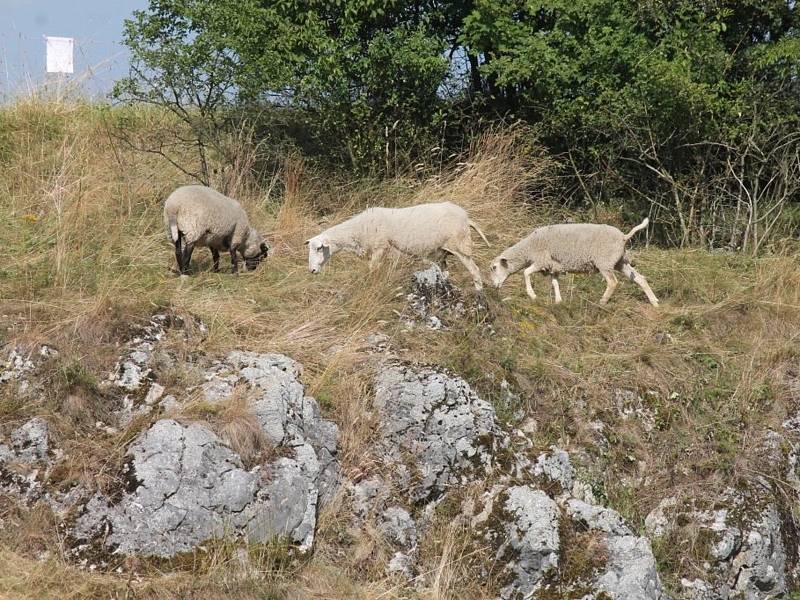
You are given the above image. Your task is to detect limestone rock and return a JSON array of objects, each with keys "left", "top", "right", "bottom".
[
  {"left": 473, "top": 484, "right": 561, "bottom": 598},
  {"left": 71, "top": 350, "right": 339, "bottom": 559},
  {"left": 373, "top": 362, "right": 505, "bottom": 504}
]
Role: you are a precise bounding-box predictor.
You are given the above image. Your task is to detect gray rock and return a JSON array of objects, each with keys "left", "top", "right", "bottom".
[
  {"left": 373, "top": 362, "right": 504, "bottom": 503},
  {"left": 380, "top": 506, "right": 418, "bottom": 548},
  {"left": 596, "top": 535, "right": 664, "bottom": 600},
  {"left": 10, "top": 417, "right": 50, "bottom": 462},
  {"left": 387, "top": 552, "right": 415, "bottom": 578},
  {"left": 0, "top": 348, "right": 36, "bottom": 384},
  {"left": 403, "top": 265, "right": 465, "bottom": 329},
  {"left": 643, "top": 486, "right": 787, "bottom": 599},
  {"left": 73, "top": 420, "right": 258, "bottom": 557},
  {"left": 680, "top": 578, "right": 728, "bottom": 600},
  {"left": 245, "top": 442, "right": 323, "bottom": 552},
  {"left": 479, "top": 485, "right": 560, "bottom": 599},
  {"left": 413, "top": 264, "right": 454, "bottom": 298},
  {"left": 45, "top": 483, "right": 90, "bottom": 518},
  {"left": 644, "top": 497, "right": 677, "bottom": 539},
  {"left": 351, "top": 475, "right": 391, "bottom": 520},
  {"left": 555, "top": 484, "right": 664, "bottom": 599},
  {"left": 533, "top": 446, "right": 575, "bottom": 492},
  {"left": 107, "top": 316, "right": 176, "bottom": 425},
  {"left": 160, "top": 394, "right": 179, "bottom": 412},
  {"left": 728, "top": 503, "right": 785, "bottom": 599},
  {"left": 565, "top": 498, "right": 633, "bottom": 537},
  {"left": 72, "top": 419, "right": 321, "bottom": 557},
  {"left": 108, "top": 313, "right": 202, "bottom": 398},
  {"left": 72, "top": 350, "right": 339, "bottom": 559},
  {"left": 612, "top": 388, "right": 656, "bottom": 433},
  {"left": 143, "top": 383, "right": 165, "bottom": 406},
  {"left": 0, "top": 418, "right": 55, "bottom": 504},
  {"left": 0, "top": 345, "right": 58, "bottom": 394},
  {"left": 212, "top": 351, "right": 339, "bottom": 505},
  {"left": 526, "top": 448, "right": 663, "bottom": 599},
  {"left": 426, "top": 315, "right": 443, "bottom": 330}
]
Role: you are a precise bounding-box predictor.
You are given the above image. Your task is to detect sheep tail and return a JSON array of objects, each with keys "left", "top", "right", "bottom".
[
  {"left": 468, "top": 220, "right": 490, "bottom": 246},
  {"left": 624, "top": 217, "right": 649, "bottom": 242},
  {"left": 168, "top": 215, "right": 180, "bottom": 244}
]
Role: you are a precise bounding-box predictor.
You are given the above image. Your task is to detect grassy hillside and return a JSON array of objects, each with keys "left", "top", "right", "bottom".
[{"left": 1, "top": 100, "right": 800, "bottom": 598}]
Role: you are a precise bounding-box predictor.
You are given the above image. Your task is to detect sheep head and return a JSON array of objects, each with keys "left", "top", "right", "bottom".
[
  {"left": 489, "top": 256, "right": 510, "bottom": 288},
  {"left": 243, "top": 231, "right": 270, "bottom": 271},
  {"left": 306, "top": 236, "right": 331, "bottom": 274}
]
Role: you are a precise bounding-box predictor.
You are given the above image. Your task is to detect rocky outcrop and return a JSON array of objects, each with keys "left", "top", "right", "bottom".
[
  {"left": 105, "top": 313, "right": 207, "bottom": 425},
  {"left": 565, "top": 497, "right": 663, "bottom": 599},
  {"left": 0, "top": 417, "right": 55, "bottom": 504},
  {"left": 645, "top": 482, "right": 790, "bottom": 599},
  {"left": 70, "top": 350, "right": 338, "bottom": 560},
  {"left": 473, "top": 447, "right": 664, "bottom": 600},
  {"left": 2, "top": 319, "right": 668, "bottom": 598},
  {"left": 372, "top": 361, "right": 508, "bottom": 504},
  {"left": 72, "top": 418, "right": 321, "bottom": 557},
  {"left": 476, "top": 485, "right": 561, "bottom": 599},
  {"left": 0, "top": 344, "right": 59, "bottom": 395},
  {"left": 402, "top": 264, "right": 465, "bottom": 330},
  {"left": 349, "top": 361, "right": 512, "bottom": 577},
  {"left": 356, "top": 361, "right": 665, "bottom": 598}
]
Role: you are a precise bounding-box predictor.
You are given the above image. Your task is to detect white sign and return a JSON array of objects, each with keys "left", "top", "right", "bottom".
[{"left": 45, "top": 36, "right": 74, "bottom": 74}]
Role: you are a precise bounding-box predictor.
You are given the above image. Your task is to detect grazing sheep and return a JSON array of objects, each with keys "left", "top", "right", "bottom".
[
  {"left": 163, "top": 185, "right": 269, "bottom": 275},
  {"left": 489, "top": 218, "right": 659, "bottom": 306},
  {"left": 306, "top": 201, "right": 489, "bottom": 289}
]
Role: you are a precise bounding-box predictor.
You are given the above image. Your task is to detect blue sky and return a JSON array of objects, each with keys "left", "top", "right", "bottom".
[{"left": 0, "top": 0, "right": 146, "bottom": 98}]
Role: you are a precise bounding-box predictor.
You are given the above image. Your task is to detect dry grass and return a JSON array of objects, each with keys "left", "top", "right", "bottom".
[{"left": 1, "top": 99, "right": 800, "bottom": 598}]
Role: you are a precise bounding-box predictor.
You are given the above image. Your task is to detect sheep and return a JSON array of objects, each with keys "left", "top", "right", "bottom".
[
  {"left": 305, "top": 201, "right": 490, "bottom": 289},
  {"left": 488, "top": 218, "right": 659, "bottom": 306},
  {"left": 163, "top": 185, "right": 270, "bottom": 275}
]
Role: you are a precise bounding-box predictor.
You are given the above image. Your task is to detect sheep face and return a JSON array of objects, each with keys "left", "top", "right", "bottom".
[
  {"left": 489, "top": 257, "right": 511, "bottom": 288},
  {"left": 306, "top": 236, "right": 331, "bottom": 274},
  {"left": 243, "top": 232, "right": 270, "bottom": 271}
]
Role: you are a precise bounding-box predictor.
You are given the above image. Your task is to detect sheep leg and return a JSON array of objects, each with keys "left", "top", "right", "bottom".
[
  {"left": 447, "top": 249, "right": 483, "bottom": 290},
  {"left": 599, "top": 270, "right": 618, "bottom": 305},
  {"left": 211, "top": 248, "right": 220, "bottom": 273},
  {"left": 550, "top": 274, "right": 562, "bottom": 303},
  {"left": 230, "top": 247, "right": 240, "bottom": 274},
  {"left": 435, "top": 249, "right": 448, "bottom": 270},
  {"left": 368, "top": 247, "right": 386, "bottom": 271},
  {"left": 523, "top": 265, "right": 538, "bottom": 301},
  {"left": 173, "top": 236, "right": 184, "bottom": 274},
  {"left": 180, "top": 242, "right": 195, "bottom": 275},
  {"left": 618, "top": 263, "right": 660, "bottom": 306}
]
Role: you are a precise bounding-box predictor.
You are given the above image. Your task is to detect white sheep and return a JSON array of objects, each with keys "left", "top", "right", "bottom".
[
  {"left": 488, "top": 218, "right": 659, "bottom": 306},
  {"left": 305, "top": 201, "right": 490, "bottom": 289},
  {"left": 163, "top": 185, "right": 269, "bottom": 274}
]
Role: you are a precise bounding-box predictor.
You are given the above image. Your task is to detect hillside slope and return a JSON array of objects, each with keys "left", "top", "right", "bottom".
[{"left": 1, "top": 102, "right": 800, "bottom": 599}]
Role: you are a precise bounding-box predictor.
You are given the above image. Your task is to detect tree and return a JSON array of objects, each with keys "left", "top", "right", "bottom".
[{"left": 117, "top": 0, "right": 800, "bottom": 247}]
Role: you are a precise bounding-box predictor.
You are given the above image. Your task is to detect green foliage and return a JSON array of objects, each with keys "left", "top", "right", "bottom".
[
  {"left": 115, "top": 0, "right": 452, "bottom": 174},
  {"left": 117, "top": 0, "right": 800, "bottom": 247}
]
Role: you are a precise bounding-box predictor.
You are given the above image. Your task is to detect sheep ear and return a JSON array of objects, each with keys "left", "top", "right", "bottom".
[{"left": 500, "top": 257, "right": 509, "bottom": 269}]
